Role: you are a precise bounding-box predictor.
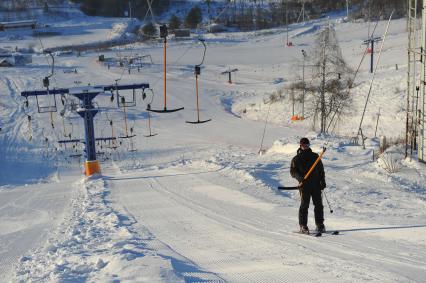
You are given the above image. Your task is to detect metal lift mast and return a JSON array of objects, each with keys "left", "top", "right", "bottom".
[
  {"left": 406, "top": 0, "right": 419, "bottom": 158},
  {"left": 22, "top": 83, "right": 149, "bottom": 175},
  {"left": 406, "top": 0, "right": 426, "bottom": 163},
  {"left": 418, "top": 1, "right": 426, "bottom": 162}
]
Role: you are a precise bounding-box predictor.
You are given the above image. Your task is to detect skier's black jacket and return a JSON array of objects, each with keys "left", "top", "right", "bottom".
[{"left": 290, "top": 147, "right": 326, "bottom": 190}]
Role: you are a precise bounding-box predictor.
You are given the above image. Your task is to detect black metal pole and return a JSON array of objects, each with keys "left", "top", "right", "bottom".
[
  {"left": 370, "top": 40, "right": 374, "bottom": 73},
  {"left": 323, "top": 190, "right": 333, "bottom": 213}
]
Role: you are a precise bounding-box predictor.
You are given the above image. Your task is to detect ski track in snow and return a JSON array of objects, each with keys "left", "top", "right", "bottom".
[
  {"left": 13, "top": 171, "right": 181, "bottom": 282},
  {"left": 106, "top": 158, "right": 426, "bottom": 282},
  {"left": 0, "top": 9, "right": 425, "bottom": 283},
  {"left": 0, "top": 170, "right": 78, "bottom": 282}
]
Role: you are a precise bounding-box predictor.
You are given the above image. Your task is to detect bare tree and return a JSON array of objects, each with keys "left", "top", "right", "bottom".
[
  {"left": 313, "top": 25, "right": 353, "bottom": 133},
  {"left": 292, "top": 24, "right": 353, "bottom": 133}
]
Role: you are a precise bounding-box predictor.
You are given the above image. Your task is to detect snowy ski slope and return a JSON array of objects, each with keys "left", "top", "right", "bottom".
[{"left": 0, "top": 10, "right": 425, "bottom": 282}]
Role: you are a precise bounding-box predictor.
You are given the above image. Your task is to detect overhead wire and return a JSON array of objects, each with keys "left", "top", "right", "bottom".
[
  {"left": 258, "top": 100, "right": 272, "bottom": 154},
  {"left": 356, "top": 10, "right": 394, "bottom": 140},
  {"left": 148, "top": 39, "right": 200, "bottom": 89},
  {"left": 290, "top": 15, "right": 388, "bottom": 192},
  {"left": 325, "top": 12, "right": 383, "bottom": 133}
]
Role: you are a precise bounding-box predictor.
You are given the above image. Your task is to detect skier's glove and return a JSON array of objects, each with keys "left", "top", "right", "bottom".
[{"left": 320, "top": 179, "right": 326, "bottom": 190}]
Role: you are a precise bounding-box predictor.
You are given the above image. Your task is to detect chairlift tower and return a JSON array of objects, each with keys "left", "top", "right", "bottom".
[
  {"left": 418, "top": 1, "right": 426, "bottom": 162},
  {"left": 406, "top": 0, "right": 419, "bottom": 158},
  {"left": 363, "top": 36, "right": 382, "bottom": 73},
  {"left": 221, "top": 68, "right": 238, "bottom": 84},
  {"left": 22, "top": 83, "right": 149, "bottom": 175},
  {"left": 407, "top": 0, "right": 426, "bottom": 163}
]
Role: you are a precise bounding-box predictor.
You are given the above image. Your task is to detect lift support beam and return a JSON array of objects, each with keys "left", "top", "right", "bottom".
[{"left": 22, "top": 83, "right": 149, "bottom": 176}]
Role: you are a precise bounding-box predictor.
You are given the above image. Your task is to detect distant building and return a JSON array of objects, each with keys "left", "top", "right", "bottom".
[
  {"left": 0, "top": 58, "right": 14, "bottom": 67},
  {"left": 208, "top": 23, "right": 226, "bottom": 33},
  {"left": 0, "top": 53, "right": 32, "bottom": 67},
  {"left": 0, "top": 20, "right": 37, "bottom": 31},
  {"left": 174, "top": 29, "right": 191, "bottom": 38},
  {"left": 14, "top": 54, "right": 32, "bottom": 65}
]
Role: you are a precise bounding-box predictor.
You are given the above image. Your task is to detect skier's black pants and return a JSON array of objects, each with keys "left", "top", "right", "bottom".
[{"left": 299, "top": 187, "right": 324, "bottom": 227}]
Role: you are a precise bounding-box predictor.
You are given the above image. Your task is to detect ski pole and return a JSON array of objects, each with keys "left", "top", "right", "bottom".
[{"left": 323, "top": 190, "right": 333, "bottom": 213}]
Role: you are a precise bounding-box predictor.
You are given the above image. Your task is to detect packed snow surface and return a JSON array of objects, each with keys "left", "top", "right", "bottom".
[{"left": 0, "top": 9, "right": 425, "bottom": 283}]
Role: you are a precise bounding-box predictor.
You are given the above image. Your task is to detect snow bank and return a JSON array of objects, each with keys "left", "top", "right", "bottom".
[{"left": 14, "top": 176, "right": 182, "bottom": 282}]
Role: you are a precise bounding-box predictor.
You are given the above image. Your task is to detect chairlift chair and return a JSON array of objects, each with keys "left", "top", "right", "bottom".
[
  {"left": 118, "top": 134, "right": 136, "bottom": 139},
  {"left": 34, "top": 87, "right": 58, "bottom": 113},
  {"left": 114, "top": 82, "right": 137, "bottom": 108},
  {"left": 127, "top": 136, "right": 137, "bottom": 152},
  {"left": 35, "top": 51, "right": 58, "bottom": 113}
]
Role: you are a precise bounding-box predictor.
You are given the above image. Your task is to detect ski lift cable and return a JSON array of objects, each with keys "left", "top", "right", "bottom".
[
  {"left": 37, "top": 35, "right": 58, "bottom": 88},
  {"left": 33, "top": 35, "right": 59, "bottom": 131},
  {"left": 145, "top": 0, "right": 156, "bottom": 24},
  {"left": 142, "top": 87, "right": 156, "bottom": 108},
  {"left": 186, "top": 39, "right": 211, "bottom": 124},
  {"left": 258, "top": 101, "right": 272, "bottom": 153},
  {"left": 196, "top": 39, "right": 207, "bottom": 67},
  {"left": 367, "top": 9, "right": 383, "bottom": 40},
  {"left": 279, "top": 16, "right": 386, "bottom": 191},
  {"left": 325, "top": 10, "right": 390, "bottom": 149},
  {"left": 325, "top": 24, "right": 376, "bottom": 133},
  {"left": 149, "top": 40, "right": 199, "bottom": 89},
  {"left": 211, "top": 0, "right": 234, "bottom": 24},
  {"left": 357, "top": 10, "right": 394, "bottom": 138},
  {"left": 322, "top": 13, "right": 382, "bottom": 133}
]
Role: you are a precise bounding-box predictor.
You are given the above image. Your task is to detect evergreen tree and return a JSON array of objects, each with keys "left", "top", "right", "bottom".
[
  {"left": 78, "top": 0, "right": 100, "bottom": 16},
  {"left": 72, "top": 0, "right": 171, "bottom": 18},
  {"left": 142, "top": 22, "right": 156, "bottom": 37},
  {"left": 169, "top": 14, "right": 181, "bottom": 31},
  {"left": 185, "top": 6, "right": 202, "bottom": 29}
]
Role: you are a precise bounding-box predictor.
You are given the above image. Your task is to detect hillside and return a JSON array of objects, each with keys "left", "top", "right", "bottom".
[{"left": 0, "top": 6, "right": 425, "bottom": 283}]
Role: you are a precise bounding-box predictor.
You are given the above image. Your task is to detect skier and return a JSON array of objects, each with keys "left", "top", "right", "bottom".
[{"left": 290, "top": 138, "right": 326, "bottom": 234}]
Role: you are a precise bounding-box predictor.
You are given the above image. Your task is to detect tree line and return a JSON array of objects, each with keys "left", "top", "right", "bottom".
[
  {"left": 1, "top": 0, "right": 409, "bottom": 30},
  {"left": 70, "top": 0, "right": 170, "bottom": 18}
]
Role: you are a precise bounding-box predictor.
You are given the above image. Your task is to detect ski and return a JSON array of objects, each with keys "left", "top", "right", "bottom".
[
  {"left": 293, "top": 231, "right": 322, "bottom": 237},
  {"left": 277, "top": 186, "right": 299, "bottom": 190},
  {"left": 293, "top": 230, "right": 339, "bottom": 237}
]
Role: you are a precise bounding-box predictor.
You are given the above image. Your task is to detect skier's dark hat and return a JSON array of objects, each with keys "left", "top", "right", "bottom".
[{"left": 299, "top": 137, "right": 310, "bottom": 145}]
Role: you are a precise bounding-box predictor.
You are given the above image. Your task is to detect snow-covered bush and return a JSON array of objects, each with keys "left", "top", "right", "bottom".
[{"left": 377, "top": 152, "right": 401, "bottom": 174}]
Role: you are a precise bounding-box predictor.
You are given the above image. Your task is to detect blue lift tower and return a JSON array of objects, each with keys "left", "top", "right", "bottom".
[{"left": 22, "top": 83, "right": 149, "bottom": 175}]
